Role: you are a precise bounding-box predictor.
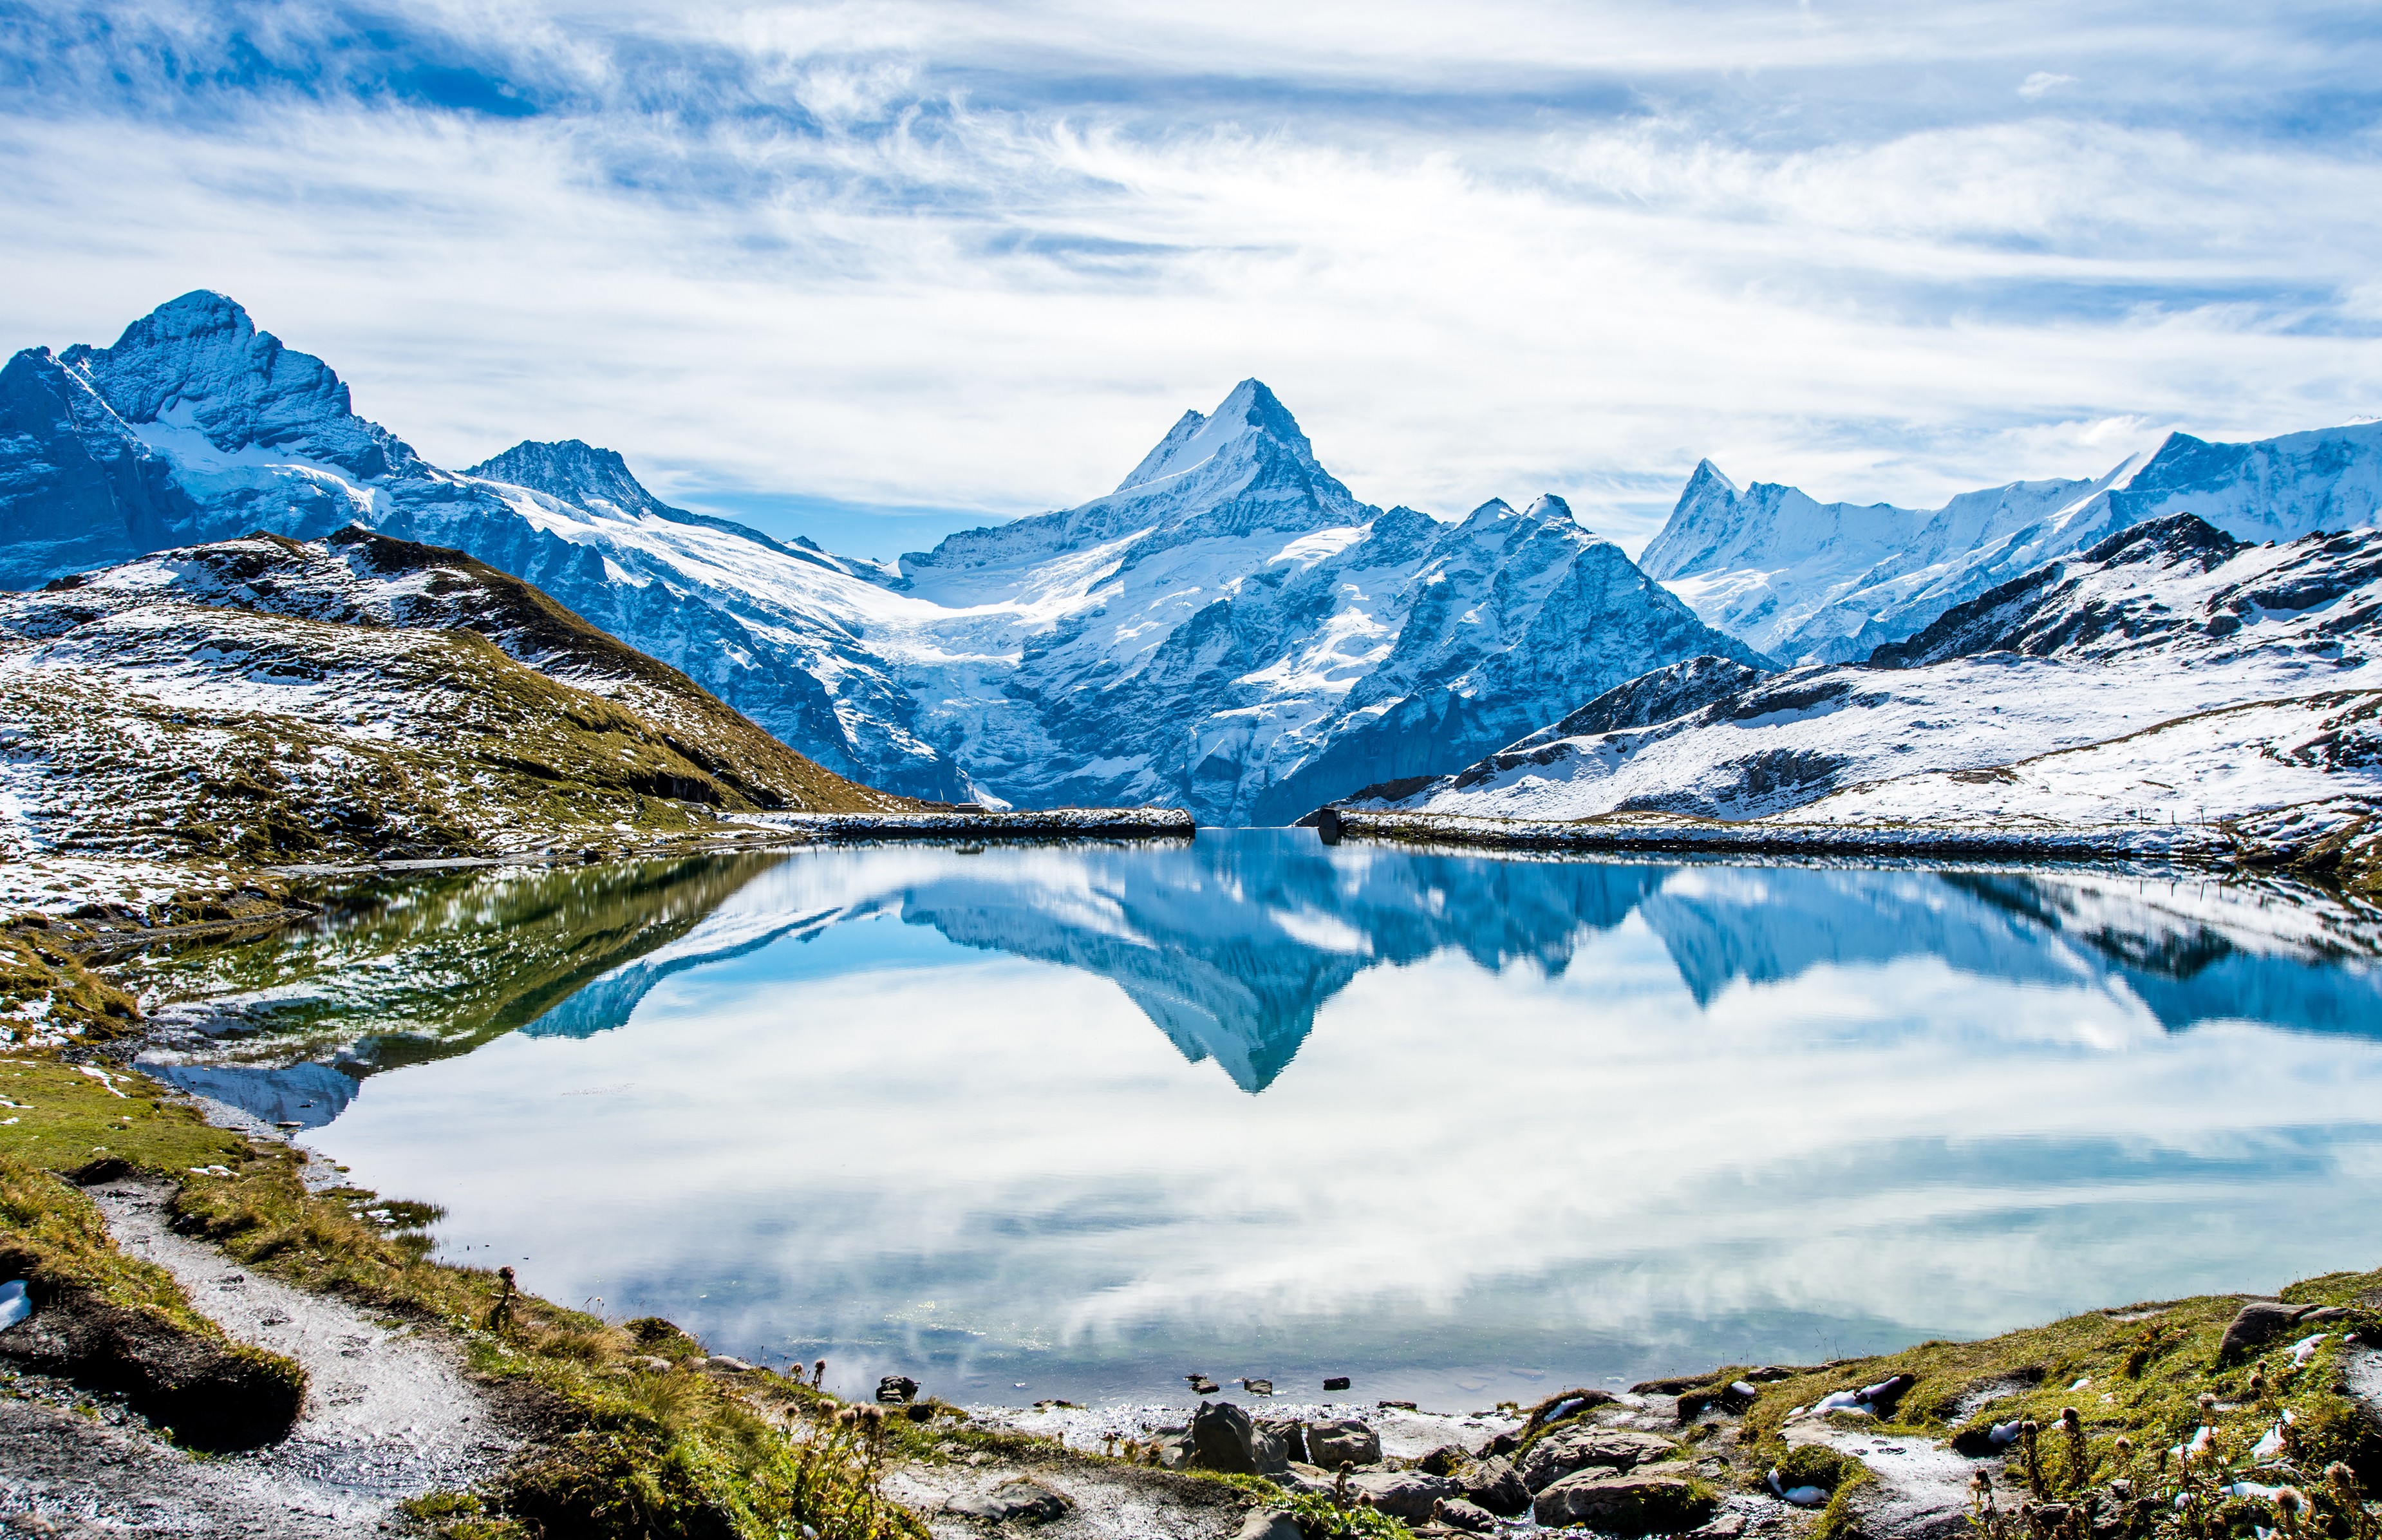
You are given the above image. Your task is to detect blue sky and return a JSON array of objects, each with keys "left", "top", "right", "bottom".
[{"left": 5, "top": 1, "right": 2381, "bottom": 558}]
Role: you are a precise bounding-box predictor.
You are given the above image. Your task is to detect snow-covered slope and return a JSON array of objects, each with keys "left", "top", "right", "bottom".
[
  {"left": 1370, "top": 516, "right": 2382, "bottom": 830},
  {"left": 1642, "top": 424, "right": 2382, "bottom": 663},
  {"left": 0, "top": 532, "right": 906, "bottom": 863},
  {"left": 0, "top": 295, "right": 1759, "bottom": 822}
]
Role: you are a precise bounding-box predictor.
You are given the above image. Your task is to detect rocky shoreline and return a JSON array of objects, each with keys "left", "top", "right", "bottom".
[{"left": 890, "top": 1281, "right": 2382, "bottom": 1539}]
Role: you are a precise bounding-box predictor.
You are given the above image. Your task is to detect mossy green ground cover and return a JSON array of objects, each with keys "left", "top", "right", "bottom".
[{"left": 1670, "top": 1273, "right": 2382, "bottom": 1539}]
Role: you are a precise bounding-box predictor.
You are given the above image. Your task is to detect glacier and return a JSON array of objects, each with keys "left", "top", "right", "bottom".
[
  {"left": 1642, "top": 423, "right": 2382, "bottom": 663},
  {"left": 0, "top": 292, "right": 1760, "bottom": 821}
]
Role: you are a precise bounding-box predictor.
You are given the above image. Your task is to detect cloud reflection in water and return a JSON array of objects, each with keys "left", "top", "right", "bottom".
[{"left": 292, "top": 833, "right": 2382, "bottom": 1404}]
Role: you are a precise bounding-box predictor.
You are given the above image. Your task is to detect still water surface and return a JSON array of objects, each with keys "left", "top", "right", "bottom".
[{"left": 140, "top": 831, "right": 2382, "bottom": 1407}]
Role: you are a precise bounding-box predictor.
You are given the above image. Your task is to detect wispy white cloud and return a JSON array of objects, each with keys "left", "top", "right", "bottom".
[
  {"left": 2019, "top": 70, "right": 2078, "bottom": 97},
  {"left": 3, "top": 1, "right": 2379, "bottom": 556}
]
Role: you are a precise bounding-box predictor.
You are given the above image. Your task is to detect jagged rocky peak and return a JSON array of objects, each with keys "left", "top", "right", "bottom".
[
  {"left": 470, "top": 439, "right": 668, "bottom": 518},
  {"left": 901, "top": 377, "right": 1369, "bottom": 580},
  {"left": 1113, "top": 378, "right": 1322, "bottom": 493},
  {"left": 59, "top": 290, "right": 418, "bottom": 482},
  {"left": 1638, "top": 460, "right": 1745, "bottom": 575}
]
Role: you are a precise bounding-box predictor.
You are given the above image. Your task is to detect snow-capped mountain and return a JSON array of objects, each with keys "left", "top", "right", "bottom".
[
  {"left": 0, "top": 292, "right": 973, "bottom": 800},
  {"left": 0, "top": 294, "right": 1759, "bottom": 820},
  {"left": 1365, "top": 514, "right": 2382, "bottom": 829},
  {"left": 1642, "top": 423, "right": 2382, "bottom": 662}
]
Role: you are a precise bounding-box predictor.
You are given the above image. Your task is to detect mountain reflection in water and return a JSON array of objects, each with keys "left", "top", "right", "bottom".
[
  {"left": 138, "top": 832, "right": 2382, "bottom": 1404},
  {"left": 520, "top": 841, "right": 2382, "bottom": 1082}
]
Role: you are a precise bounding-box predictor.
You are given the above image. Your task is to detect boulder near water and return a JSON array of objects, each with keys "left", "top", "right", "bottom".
[
  {"left": 1519, "top": 1427, "right": 1683, "bottom": 1493},
  {"left": 1531, "top": 1469, "right": 1716, "bottom": 1534},
  {"left": 1303, "top": 1416, "right": 1383, "bottom": 1466},
  {"left": 1189, "top": 1400, "right": 1288, "bottom": 1474},
  {"left": 1432, "top": 1496, "right": 1500, "bottom": 1532},
  {"left": 1456, "top": 1454, "right": 1532, "bottom": 1515},
  {"left": 1344, "top": 1469, "right": 1458, "bottom": 1521}
]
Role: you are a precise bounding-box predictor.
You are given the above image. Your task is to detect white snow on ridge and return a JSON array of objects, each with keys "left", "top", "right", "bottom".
[
  {"left": 1796, "top": 692, "right": 2382, "bottom": 832},
  {"left": 1644, "top": 424, "right": 2382, "bottom": 664},
  {"left": 1387, "top": 516, "right": 2382, "bottom": 832}
]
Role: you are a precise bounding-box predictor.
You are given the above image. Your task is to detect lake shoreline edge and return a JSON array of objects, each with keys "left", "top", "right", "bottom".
[{"left": 1309, "top": 805, "right": 2382, "bottom": 894}]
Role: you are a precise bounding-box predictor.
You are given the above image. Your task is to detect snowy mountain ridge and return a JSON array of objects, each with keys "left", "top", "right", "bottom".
[
  {"left": 1643, "top": 424, "right": 2382, "bottom": 663},
  {"left": 1362, "top": 514, "right": 2382, "bottom": 839},
  {"left": 0, "top": 294, "right": 1758, "bottom": 820}
]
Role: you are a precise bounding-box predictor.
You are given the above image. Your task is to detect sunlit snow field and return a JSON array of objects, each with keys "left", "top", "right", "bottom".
[{"left": 147, "top": 831, "right": 2382, "bottom": 1409}]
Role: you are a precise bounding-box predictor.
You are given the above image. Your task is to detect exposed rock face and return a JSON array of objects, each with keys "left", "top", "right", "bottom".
[
  {"left": 2215, "top": 1301, "right": 2338, "bottom": 1364},
  {"left": 1188, "top": 1400, "right": 1287, "bottom": 1474},
  {"left": 1530, "top": 1469, "right": 1714, "bottom": 1534},
  {"left": 1519, "top": 1427, "right": 1683, "bottom": 1494},
  {"left": 1455, "top": 1455, "right": 1532, "bottom": 1515},
  {"left": 944, "top": 1480, "right": 1071, "bottom": 1523}
]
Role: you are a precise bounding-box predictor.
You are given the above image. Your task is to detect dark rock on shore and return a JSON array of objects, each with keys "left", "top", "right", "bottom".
[
  {"left": 1259, "top": 1418, "right": 1308, "bottom": 1463},
  {"left": 1432, "top": 1495, "right": 1500, "bottom": 1531},
  {"left": 1188, "top": 1400, "right": 1288, "bottom": 1474},
  {"left": 2217, "top": 1301, "right": 2355, "bottom": 1363},
  {"left": 1456, "top": 1455, "right": 1532, "bottom": 1515}
]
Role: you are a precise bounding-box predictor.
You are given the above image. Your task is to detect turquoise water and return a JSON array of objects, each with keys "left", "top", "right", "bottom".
[{"left": 147, "top": 832, "right": 2382, "bottom": 1408}]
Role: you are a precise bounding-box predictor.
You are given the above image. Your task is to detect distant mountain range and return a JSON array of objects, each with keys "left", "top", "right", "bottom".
[
  {"left": 1642, "top": 423, "right": 2382, "bottom": 663},
  {"left": 1, "top": 293, "right": 1756, "bottom": 818},
  {"left": 6, "top": 290, "right": 2380, "bottom": 824}
]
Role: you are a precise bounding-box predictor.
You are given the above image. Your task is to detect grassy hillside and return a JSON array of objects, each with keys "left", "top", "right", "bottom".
[{"left": 0, "top": 532, "right": 914, "bottom": 863}]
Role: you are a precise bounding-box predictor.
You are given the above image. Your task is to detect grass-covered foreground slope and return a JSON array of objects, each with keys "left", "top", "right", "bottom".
[
  {"left": 0, "top": 1053, "right": 933, "bottom": 1539},
  {"left": 0, "top": 529, "right": 912, "bottom": 865},
  {"left": 1651, "top": 1270, "right": 2382, "bottom": 1539}
]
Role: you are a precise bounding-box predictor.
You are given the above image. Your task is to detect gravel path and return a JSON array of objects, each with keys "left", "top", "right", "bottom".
[{"left": 0, "top": 1177, "right": 526, "bottom": 1536}]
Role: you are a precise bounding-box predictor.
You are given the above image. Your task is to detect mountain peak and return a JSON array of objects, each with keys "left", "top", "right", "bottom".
[
  {"left": 53, "top": 291, "right": 419, "bottom": 484},
  {"left": 1113, "top": 377, "right": 1322, "bottom": 493},
  {"left": 470, "top": 439, "right": 665, "bottom": 518},
  {"left": 1680, "top": 458, "right": 1739, "bottom": 499}
]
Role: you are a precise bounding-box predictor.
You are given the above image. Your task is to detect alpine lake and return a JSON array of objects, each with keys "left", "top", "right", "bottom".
[{"left": 118, "top": 829, "right": 2382, "bottom": 1411}]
